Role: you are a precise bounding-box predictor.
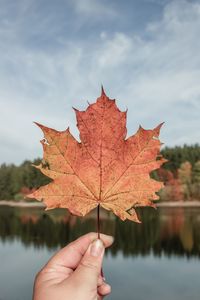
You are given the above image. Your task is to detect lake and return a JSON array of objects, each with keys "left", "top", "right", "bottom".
[{"left": 0, "top": 205, "right": 200, "bottom": 300}]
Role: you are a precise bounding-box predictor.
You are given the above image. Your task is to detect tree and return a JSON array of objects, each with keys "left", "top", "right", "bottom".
[
  {"left": 178, "top": 161, "right": 192, "bottom": 200},
  {"left": 192, "top": 161, "right": 200, "bottom": 183},
  {"left": 178, "top": 162, "right": 192, "bottom": 185},
  {"left": 157, "top": 168, "right": 183, "bottom": 201}
]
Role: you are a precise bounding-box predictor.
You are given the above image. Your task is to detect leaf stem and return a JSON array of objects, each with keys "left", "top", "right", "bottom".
[
  {"left": 97, "top": 204, "right": 100, "bottom": 239},
  {"left": 97, "top": 204, "right": 104, "bottom": 278}
]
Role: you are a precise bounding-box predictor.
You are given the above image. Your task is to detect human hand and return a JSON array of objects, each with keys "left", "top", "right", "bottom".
[{"left": 33, "top": 232, "right": 114, "bottom": 300}]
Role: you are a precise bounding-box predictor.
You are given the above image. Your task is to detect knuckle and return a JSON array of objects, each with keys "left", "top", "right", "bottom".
[
  {"left": 34, "top": 266, "right": 53, "bottom": 283},
  {"left": 79, "top": 259, "right": 98, "bottom": 271},
  {"left": 34, "top": 268, "right": 46, "bottom": 284}
]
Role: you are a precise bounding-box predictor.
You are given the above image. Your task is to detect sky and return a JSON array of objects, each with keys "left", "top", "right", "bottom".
[{"left": 0, "top": 0, "right": 200, "bottom": 165}]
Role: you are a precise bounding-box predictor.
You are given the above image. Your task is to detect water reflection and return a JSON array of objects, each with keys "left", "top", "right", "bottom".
[{"left": 0, "top": 206, "right": 200, "bottom": 257}]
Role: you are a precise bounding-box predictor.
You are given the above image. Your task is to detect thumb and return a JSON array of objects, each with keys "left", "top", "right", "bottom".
[{"left": 71, "top": 239, "right": 105, "bottom": 288}]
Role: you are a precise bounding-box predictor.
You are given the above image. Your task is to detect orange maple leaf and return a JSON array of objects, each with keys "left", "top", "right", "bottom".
[{"left": 28, "top": 88, "right": 166, "bottom": 222}]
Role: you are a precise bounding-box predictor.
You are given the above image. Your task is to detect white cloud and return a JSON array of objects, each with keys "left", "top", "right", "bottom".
[
  {"left": 98, "top": 33, "right": 133, "bottom": 67},
  {"left": 0, "top": 0, "right": 200, "bottom": 164}
]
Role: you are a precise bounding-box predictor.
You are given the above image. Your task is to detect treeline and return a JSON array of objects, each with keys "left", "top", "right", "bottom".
[
  {"left": 161, "top": 144, "right": 200, "bottom": 171},
  {"left": 0, "top": 159, "right": 50, "bottom": 200},
  {"left": 158, "top": 144, "right": 200, "bottom": 201},
  {"left": 0, "top": 144, "right": 200, "bottom": 201}
]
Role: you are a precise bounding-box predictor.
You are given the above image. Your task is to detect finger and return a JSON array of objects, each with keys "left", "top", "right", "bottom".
[
  {"left": 69, "top": 239, "right": 105, "bottom": 288},
  {"left": 98, "top": 282, "right": 111, "bottom": 296},
  {"left": 97, "top": 275, "right": 104, "bottom": 287},
  {"left": 45, "top": 232, "right": 114, "bottom": 270}
]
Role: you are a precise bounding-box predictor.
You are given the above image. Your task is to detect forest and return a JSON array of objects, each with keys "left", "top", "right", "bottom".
[{"left": 0, "top": 144, "right": 200, "bottom": 202}]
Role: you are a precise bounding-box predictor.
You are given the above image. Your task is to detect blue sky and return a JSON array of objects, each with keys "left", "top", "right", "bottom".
[{"left": 0, "top": 0, "right": 200, "bottom": 164}]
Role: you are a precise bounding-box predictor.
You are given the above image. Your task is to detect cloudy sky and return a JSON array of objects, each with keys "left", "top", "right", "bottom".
[{"left": 0, "top": 0, "right": 200, "bottom": 164}]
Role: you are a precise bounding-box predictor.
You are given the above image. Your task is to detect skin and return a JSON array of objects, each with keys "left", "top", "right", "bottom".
[{"left": 33, "top": 232, "right": 114, "bottom": 300}]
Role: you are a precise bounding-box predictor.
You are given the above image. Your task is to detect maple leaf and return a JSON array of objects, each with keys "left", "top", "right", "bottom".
[{"left": 28, "top": 88, "right": 166, "bottom": 223}]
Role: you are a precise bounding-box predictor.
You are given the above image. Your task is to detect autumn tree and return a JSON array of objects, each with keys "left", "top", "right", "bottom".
[
  {"left": 178, "top": 161, "right": 192, "bottom": 200},
  {"left": 157, "top": 168, "right": 183, "bottom": 201},
  {"left": 178, "top": 162, "right": 192, "bottom": 184}
]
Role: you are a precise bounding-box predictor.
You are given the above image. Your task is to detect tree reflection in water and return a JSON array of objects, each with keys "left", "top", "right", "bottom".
[{"left": 0, "top": 206, "right": 200, "bottom": 258}]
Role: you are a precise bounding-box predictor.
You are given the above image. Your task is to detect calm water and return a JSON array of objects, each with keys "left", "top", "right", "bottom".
[{"left": 0, "top": 205, "right": 200, "bottom": 300}]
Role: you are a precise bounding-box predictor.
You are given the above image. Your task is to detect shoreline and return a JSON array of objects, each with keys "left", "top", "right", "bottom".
[
  {"left": 0, "top": 200, "right": 200, "bottom": 208},
  {"left": 0, "top": 200, "right": 45, "bottom": 208}
]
